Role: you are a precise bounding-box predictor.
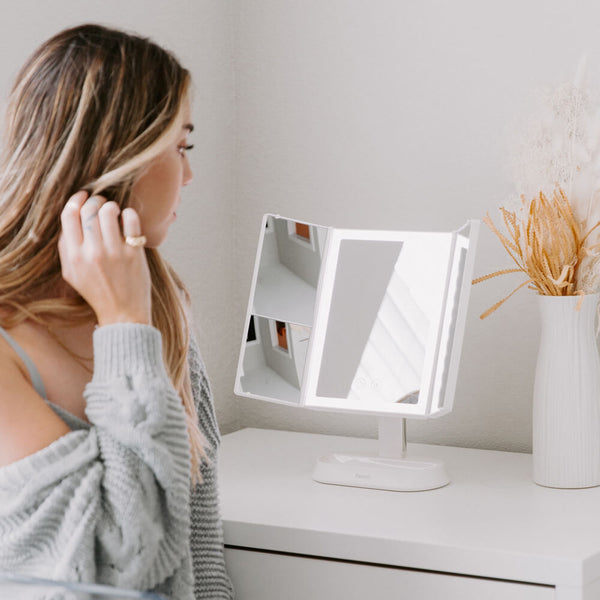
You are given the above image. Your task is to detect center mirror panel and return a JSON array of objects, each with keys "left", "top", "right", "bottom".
[
  {"left": 303, "top": 229, "right": 456, "bottom": 416},
  {"left": 235, "top": 215, "right": 329, "bottom": 405}
]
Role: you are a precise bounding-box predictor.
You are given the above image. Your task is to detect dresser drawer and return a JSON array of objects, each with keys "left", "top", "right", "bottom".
[{"left": 225, "top": 548, "right": 554, "bottom": 600}]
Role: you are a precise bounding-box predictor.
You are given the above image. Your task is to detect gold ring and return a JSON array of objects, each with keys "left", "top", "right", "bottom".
[{"left": 125, "top": 235, "right": 147, "bottom": 248}]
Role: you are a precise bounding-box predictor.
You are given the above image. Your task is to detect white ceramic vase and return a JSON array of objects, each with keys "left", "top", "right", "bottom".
[{"left": 533, "top": 293, "right": 600, "bottom": 488}]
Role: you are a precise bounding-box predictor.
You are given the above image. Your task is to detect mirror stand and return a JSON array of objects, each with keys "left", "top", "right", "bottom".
[{"left": 312, "top": 417, "right": 450, "bottom": 492}]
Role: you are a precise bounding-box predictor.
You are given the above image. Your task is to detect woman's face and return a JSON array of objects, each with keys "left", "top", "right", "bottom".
[{"left": 129, "top": 96, "right": 194, "bottom": 247}]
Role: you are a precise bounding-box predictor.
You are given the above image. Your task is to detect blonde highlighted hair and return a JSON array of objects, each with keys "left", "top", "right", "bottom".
[{"left": 0, "top": 24, "right": 207, "bottom": 484}]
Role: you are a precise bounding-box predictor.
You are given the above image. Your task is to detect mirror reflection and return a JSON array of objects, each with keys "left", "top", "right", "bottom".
[
  {"left": 236, "top": 215, "right": 478, "bottom": 417},
  {"left": 238, "top": 216, "right": 328, "bottom": 403},
  {"left": 315, "top": 235, "right": 452, "bottom": 408}
]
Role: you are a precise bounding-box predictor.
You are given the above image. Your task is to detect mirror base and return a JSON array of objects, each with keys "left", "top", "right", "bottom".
[{"left": 312, "top": 453, "right": 449, "bottom": 492}]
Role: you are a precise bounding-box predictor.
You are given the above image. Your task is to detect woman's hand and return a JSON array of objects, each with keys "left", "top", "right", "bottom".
[{"left": 58, "top": 191, "right": 152, "bottom": 326}]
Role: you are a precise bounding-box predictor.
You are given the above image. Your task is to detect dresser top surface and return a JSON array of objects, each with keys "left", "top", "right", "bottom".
[{"left": 219, "top": 427, "right": 600, "bottom": 587}]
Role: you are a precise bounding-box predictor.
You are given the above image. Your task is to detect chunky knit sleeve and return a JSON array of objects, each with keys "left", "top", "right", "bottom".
[
  {"left": 188, "top": 332, "right": 235, "bottom": 599},
  {"left": 0, "top": 324, "right": 194, "bottom": 599}
]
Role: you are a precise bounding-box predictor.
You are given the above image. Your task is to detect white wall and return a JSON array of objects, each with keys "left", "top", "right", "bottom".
[
  {"left": 0, "top": 1, "right": 237, "bottom": 433},
  {"left": 3, "top": 2, "right": 600, "bottom": 452},
  {"left": 232, "top": 0, "right": 600, "bottom": 451}
]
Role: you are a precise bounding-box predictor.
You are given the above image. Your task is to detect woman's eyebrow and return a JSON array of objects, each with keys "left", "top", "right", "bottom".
[{"left": 183, "top": 123, "right": 194, "bottom": 133}]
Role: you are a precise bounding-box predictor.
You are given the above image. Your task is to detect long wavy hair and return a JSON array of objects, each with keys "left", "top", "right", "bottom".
[{"left": 0, "top": 24, "right": 207, "bottom": 484}]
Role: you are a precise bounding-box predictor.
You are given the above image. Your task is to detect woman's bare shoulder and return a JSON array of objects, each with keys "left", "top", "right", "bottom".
[
  {"left": 0, "top": 329, "right": 30, "bottom": 383},
  {"left": 0, "top": 336, "right": 71, "bottom": 467}
]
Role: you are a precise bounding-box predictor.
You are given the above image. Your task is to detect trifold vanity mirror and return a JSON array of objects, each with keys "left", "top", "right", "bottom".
[{"left": 235, "top": 214, "right": 480, "bottom": 491}]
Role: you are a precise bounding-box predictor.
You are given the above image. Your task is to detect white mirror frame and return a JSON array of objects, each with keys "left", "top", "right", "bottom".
[
  {"left": 235, "top": 215, "right": 480, "bottom": 419},
  {"left": 302, "top": 222, "right": 479, "bottom": 417}
]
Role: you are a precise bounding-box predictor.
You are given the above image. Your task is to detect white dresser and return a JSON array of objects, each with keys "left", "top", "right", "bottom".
[{"left": 219, "top": 428, "right": 600, "bottom": 599}]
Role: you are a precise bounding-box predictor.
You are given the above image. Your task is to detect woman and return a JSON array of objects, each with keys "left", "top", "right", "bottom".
[{"left": 0, "top": 24, "right": 234, "bottom": 600}]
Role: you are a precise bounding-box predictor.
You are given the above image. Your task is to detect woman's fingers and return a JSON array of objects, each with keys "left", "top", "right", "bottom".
[
  {"left": 121, "top": 207, "right": 143, "bottom": 240},
  {"left": 97, "top": 201, "right": 122, "bottom": 251},
  {"left": 60, "top": 191, "right": 88, "bottom": 248},
  {"left": 62, "top": 195, "right": 144, "bottom": 254},
  {"left": 57, "top": 192, "right": 151, "bottom": 326},
  {"left": 80, "top": 195, "right": 105, "bottom": 244}
]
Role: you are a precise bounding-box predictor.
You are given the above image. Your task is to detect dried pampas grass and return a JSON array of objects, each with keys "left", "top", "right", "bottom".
[
  {"left": 474, "top": 187, "right": 600, "bottom": 319},
  {"left": 475, "top": 58, "right": 600, "bottom": 317}
]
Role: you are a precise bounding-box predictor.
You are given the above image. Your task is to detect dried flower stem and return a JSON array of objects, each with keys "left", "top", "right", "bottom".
[{"left": 475, "top": 188, "right": 600, "bottom": 318}]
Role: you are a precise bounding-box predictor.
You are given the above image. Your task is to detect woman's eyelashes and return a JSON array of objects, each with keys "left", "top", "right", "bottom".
[{"left": 178, "top": 144, "right": 194, "bottom": 157}]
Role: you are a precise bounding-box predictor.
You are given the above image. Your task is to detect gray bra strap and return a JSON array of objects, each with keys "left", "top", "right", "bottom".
[{"left": 0, "top": 326, "right": 48, "bottom": 400}]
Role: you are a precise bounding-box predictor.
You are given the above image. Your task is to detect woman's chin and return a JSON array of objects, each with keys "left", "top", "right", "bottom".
[{"left": 145, "top": 229, "right": 169, "bottom": 248}]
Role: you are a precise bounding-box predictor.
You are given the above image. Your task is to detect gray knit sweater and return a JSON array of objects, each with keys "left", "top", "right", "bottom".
[{"left": 0, "top": 323, "right": 234, "bottom": 599}]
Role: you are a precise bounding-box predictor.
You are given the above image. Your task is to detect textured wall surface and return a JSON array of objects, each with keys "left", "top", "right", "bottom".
[
  {"left": 232, "top": 0, "right": 600, "bottom": 451},
  {"left": 5, "top": 2, "right": 600, "bottom": 452}
]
